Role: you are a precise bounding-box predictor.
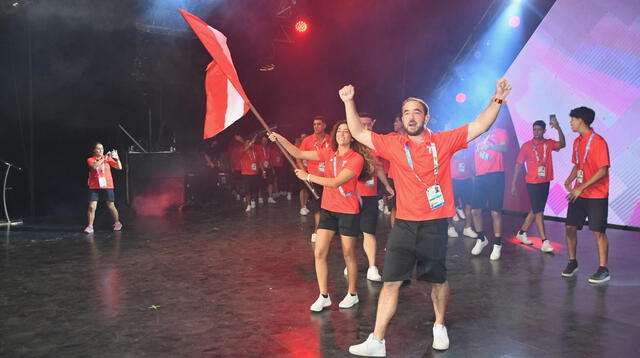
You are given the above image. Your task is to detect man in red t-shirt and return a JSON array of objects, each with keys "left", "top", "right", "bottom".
[
  {"left": 561, "top": 107, "right": 611, "bottom": 284},
  {"left": 344, "top": 79, "right": 512, "bottom": 356},
  {"left": 239, "top": 136, "right": 264, "bottom": 212},
  {"left": 298, "top": 116, "right": 332, "bottom": 242},
  {"left": 511, "top": 118, "right": 566, "bottom": 253},
  {"left": 470, "top": 125, "right": 508, "bottom": 260},
  {"left": 85, "top": 142, "right": 123, "bottom": 234},
  {"left": 449, "top": 148, "right": 477, "bottom": 239}
]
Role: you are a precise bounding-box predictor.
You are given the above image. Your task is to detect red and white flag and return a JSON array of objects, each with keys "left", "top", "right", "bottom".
[{"left": 179, "top": 9, "right": 250, "bottom": 139}]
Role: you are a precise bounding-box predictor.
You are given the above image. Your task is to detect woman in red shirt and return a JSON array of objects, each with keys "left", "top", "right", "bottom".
[
  {"left": 85, "top": 142, "right": 123, "bottom": 234},
  {"left": 269, "top": 121, "right": 374, "bottom": 312}
]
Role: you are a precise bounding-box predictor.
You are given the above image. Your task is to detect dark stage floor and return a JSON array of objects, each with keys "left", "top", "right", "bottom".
[{"left": 1, "top": 198, "right": 639, "bottom": 357}]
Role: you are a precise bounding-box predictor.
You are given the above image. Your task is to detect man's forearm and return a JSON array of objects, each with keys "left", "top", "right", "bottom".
[
  {"left": 467, "top": 101, "right": 503, "bottom": 142},
  {"left": 344, "top": 100, "right": 366, "bottom": 141},
  {"left": 557, "top": 127, "right": 566, "bottom": 149}
]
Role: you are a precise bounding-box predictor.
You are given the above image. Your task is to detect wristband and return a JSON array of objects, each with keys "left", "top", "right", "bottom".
[
  {"left": 306, "top": 174, "right": 312, "bottom": 183},
  {"left": 492, "top": 97, "right": 507, "bottom": 104}
]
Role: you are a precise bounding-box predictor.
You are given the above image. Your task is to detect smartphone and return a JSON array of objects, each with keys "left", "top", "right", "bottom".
[{"left": 549, "top": 114, "right": 557, "bottom": 121}]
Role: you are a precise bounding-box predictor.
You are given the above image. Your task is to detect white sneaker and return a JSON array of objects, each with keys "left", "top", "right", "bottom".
[
  {"left": 367, "top": 266, "right": 382, "bottom": 282},
  {"left": 490, "top": 244, "right": 502, "bottom": 261},
  {"left": 287, "top": 192, "right": 292, "bottom": 200},
  {"left": 267, "top": 197, "right": 276, "bottom": 204},
  {"left": 432, "top": 324, "right": 449, "bottom": 350},
  {"left": 349, "top": 333, "right": 386, "bottom": 357},
  {"left": 311, "top": 233, "right": 317, "bottom": 242},
  {"left": 471, "top": 238, "right": 488, "bottom": 255},
  {"left": 447, "top": 226, "right": 459, "bottom": 238},
  {"left": 300, "top": 207, "right": 309, "bottom": 215},
  {"left": 463, "top": 227, "right": 478, "bottom": 238},
  {"left": 383, "top": 207, "right": 390, "bottom": 215},
  {"left": 245, "top": 205, "right": 251, "bottom": 212},
  {"left": 83, "top": 225, "right": 94, "bottom": 234},
  {"left": 343, "top": 267, "right": 348, "bottom": 276},
  {"left": 517, "top": 231, "right": 532, "bottom": 245},
  {"left": 452, "top": 213, "right": 460, "bottom": 222},
  {"left": 258, "top": 197, "right": 264, "bottom": 204},
  {"left": 338, "top": 293, "right": 359, "bottom": 308},
  {"left": 310, "top": 294, "right": 331, "bottom": 312},
  {"left": 456, "top": 207, "right": 466, "bottom": 220},
  {"left": 251, "top": 200, "right": 256, "bottom": 208},
  {"left": 235, "top": 194, "right": 241, "bottom": 201},
  {"left": 378, "top": 199, "right": 384, "bottom": 212},
  {"left": 541, "top": 239, "right": 554, "bottom": 253}
]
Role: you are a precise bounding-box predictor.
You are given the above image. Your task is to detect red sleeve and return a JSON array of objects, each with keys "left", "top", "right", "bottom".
[
  {"left": 345, "top": 153, "right": 364, "bottom": 176},
  {"left": 106, "top": 157, "right": 119, "bottom": 168},
  {"left": 438, "top": 124, "right": 469, "bottom": 154},
  {"left": 516, "top": 144, "right": 526, "bottom": 164},
  {"left": 87, "top": 157, "right": 96, "bottom": 167},
  {"left": 593, "top": 137, "right": 610, "bottom": 169},
  {"left": 549, "top": 139, "right": 560, "bottom": 151},
  {"left": 299, "top": 137, "right": 311, "bottom": 151},
  {"left": 371, "top": 133, "right": 394, "bottom": 160}
]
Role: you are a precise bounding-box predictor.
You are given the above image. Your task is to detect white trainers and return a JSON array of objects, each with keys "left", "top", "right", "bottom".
[
  {"left": 349, "top": 333, "right": 386, "bottom": 357},
  {"left": 235, "top": 194, "right": 241, "bottom": 201},
  {"left": 310, "top": 294, "right": 331, "bottom": 312},
  {"left": 267, "top": 197, "right": 276, "bottom": 204},
  {"left": 258, "top": 197, "right": 264, "bottom": 204},
  {"left": 541, "top": 239, "right": 554, "bottom": 253},
  {"left": 456, "top": 207, "right": 466, "bottom": 220},
  {"left": 432, "top": 324, "right": 450, "bottom": 350},
  {"left": 378, "top": 199, "right": 384, "bottom": 212},
  {"left": 300, "top": 207, "right": 309, "bottom": 215},
  {"left": 471, "top": 238, "right": 488, "bottom": 255},
  {"left": 343, "top": 267, "right": 348, "bottom": 276},
  {"left": 245, "top": 205, "right": 251, "bottom": 212},
  {"left": 452, "top": 213, "right": 460, "bottom": 222},
  {"left": 463, "top": 227, "right": 478, "bottom": 238},
  {"left": 490, "top": 244, "right": 502, "bottom": 261},
  {"left": 251, "top": 200, "right": 256, "bottom": 208},
  {"left": 383, "top": 207, "right": 390, "bottom": 215},
  {"left": 287, "top": 192, "right": 292, "bottom": 200},
  {"left": 83, "top": 225, "right": 94, "bottom": 234},
  {"left": 311, "top": 233, "right": 317, "bottom": 242},
  {"left": 338, "top": 293, "right": 359, "bottom": 308},
  {"left": 367, "top": 266, "right": 382, "bottom": 282},
  {"left": 517, "top": 231, "right": 532, "bottom": 245},
  {"left": 447, "top": 226, "right": 458, "bottom": 238}
]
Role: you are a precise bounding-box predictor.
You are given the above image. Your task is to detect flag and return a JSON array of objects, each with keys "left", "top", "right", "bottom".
[{"left": 179, "top": 9, "right": 250, "bottom": 139}]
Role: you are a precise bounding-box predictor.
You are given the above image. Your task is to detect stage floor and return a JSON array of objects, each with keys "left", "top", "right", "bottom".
[{"left": 1, "top": 198, "right": 639, "bottom": 357}]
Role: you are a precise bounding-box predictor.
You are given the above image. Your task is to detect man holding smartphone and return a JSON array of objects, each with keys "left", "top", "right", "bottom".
[{"left": 511, "top": 115, "right": 565, "bottom": 252}]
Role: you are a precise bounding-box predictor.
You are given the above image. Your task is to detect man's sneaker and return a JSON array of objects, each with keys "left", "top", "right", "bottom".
[
  {"left": 489, "top": 244, "right": 502, "bottom": 261},
  {"left": 447, "top": 226, "right": 459, "bottom": 238},
  {"left": 287, "top": 192, "right": 292, "bottom": 200},
  {"left": 235, "top": 194, "right": 241, "bottom": 201},
  {"left": 452, "top": 213, "right": 460, "bottom": 222},
  {"left": 463, "top": 227, "right": 478, "bottom": 238},
  {"left": 310, "top": 294, "right": 331, "bottom": 312},
  {"left": 245, "top": 205, "right": 251, "bottom": 212},
  {"left": 258, "top": 197, "right": 264, "bottom": 204},
  {"left": 349, "top": 333, "right": 386, "bottom": 357},
  {"left": 300, "top": 207, "right": 309, "bottom": 215},
  {"left": 251, "top": 200, "right": 256, "bottom": 208},
  {"left": 456, "top": 207, "right": 466, "bottom": 220},
  {"left": 517, "top": 231, "right": 532, "bottom": 245},
  {"left": 471, "top": 238, "right": 488, "bottom": 255},
  {"left": 367, "top": 266, "right": 382, "bottom": 282},
  {"left": 83, "top": 225, "right": 94, "bottom": 234},
  {"left": 561, "top": 261, "right": 578, "bottom": 277},
  {"left": 378, "top": 199, "right": 384, "bottom": 212},
  {"left": 311, "top": 233, "right": 317, "bottom": 242},
  {"left": 432, "top": 324, "right": 450, "bottom": 350},
  {"left": 383, "top": 207, "right": 391, "bottom": 215},
  {"left": 267, "top": 197, "right": 277, "bottom": 204},
  {"left": 588, "top": 267, "right": 610, "bottom": 284},
  {"left": 541, "top": 240, "right": 554, "bottom": 253},
  {"left": 338, "top": 293, "right": 359, "bottom": 308},
  {"left": 113, "top": 222, "right": 123, "bottom": 231}
]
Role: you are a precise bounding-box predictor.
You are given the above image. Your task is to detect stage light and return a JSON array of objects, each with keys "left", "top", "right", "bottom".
[
  {"left": 508, "top": 16, "right": 521, "bottom": 27},
  {"left": 294, "top": 20, "right": 308, "bottom": 33},
  {"left": 512, "top": 0, "right": 523, "bottom": 3},
  {"left": 455, "top": 93, "right": 467, "bottom": 103}
]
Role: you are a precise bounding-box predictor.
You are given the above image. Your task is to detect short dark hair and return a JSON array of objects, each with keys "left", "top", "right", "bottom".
[
  {"left": 532, "top": 120, "right": 546, "bottom": 129},
  {"left": 312, "top": 115, "right": 325, "bottom": 123},
  {"left": 569, "top": 106, "right": 595, "bottom": 126}
]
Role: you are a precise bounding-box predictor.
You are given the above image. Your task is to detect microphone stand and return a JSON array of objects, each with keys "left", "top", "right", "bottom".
[{"left": 0, "top": 159, "right": 24, "bottom": 227}]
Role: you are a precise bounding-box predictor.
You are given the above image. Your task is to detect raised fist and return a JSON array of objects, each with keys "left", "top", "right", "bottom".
[
  {"left": 494, "top": 78, "right": 512, "bottom": 99},
  {"left": 339, "top": 85, "right": 355, "bottom": 102}
]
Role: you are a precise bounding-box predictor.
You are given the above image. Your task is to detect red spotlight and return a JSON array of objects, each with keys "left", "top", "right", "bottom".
[
  {"left": 295, "top": 20, "right": 308, "bottom": 33},
  {"left": 455, "top": 93, "right": 467, "bottom": 103},
  {"left": 508, "top": 16, "right": 521, "bottom": 28}
]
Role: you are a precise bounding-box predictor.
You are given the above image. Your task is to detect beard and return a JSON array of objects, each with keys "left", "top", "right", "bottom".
[{"left": 404, "top": 122, "right": 425, "bottom": 136}]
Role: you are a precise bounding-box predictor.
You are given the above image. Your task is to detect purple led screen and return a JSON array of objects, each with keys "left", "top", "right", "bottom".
[{"left": 504, "top": 0, "right": 640, "bottom": 227}]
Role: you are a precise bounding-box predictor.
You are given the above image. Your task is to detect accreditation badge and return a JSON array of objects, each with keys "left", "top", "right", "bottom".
[
  {"left": 537, "top": 166, "right": 546, "bottom": 178},
  {"left": 251, "top": 163, "right": 257, "bottom": 171},
  {"left": 458, "top": 162, "right": 465, "bottom": 173},
  {"left": 98, "top": 176, "right": 108, "bottom": 188},
  {"left": 577, "top": 169, "right": 584, "bottom": 184},
  {"left": 365, "top": 177, "right": 375, "bottom": 186},
  {"left": 263, "top": 161, "right": 269, "bottom": 168},
  {"left": 426, "top": 184, "right": 445, "bottom": 210},
  {"left": 318, "top": 162, "right": 325, "bottom": 174}
]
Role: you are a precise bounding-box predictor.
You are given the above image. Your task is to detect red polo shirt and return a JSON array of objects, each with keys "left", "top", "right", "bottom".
[
  {"left": 371, "top": 125, "right": 468, "bottom": 221},
  {"left": 474, "top": 128, "right": 508, "bottom": 176},
  {"left": 240, "top": 145, "right": 260, "bottom": 175},
  {"left": 87, "top": 156, "right": 119, "bottom": 189},
  {"left": 516, "top": 138, "right": 559, "bottom": 184},
  {"left": 300, "top": 133, "right": 332, "bottom": 176},
  {"left": 270, "top": 144, "right": 285, "bottom": 168},
  {"left": 571, "top": 129, "right": 609, "bottom": 198},
  {"left": 317, "top": 147, "right": 364, "bottom": 214},
  {"left": 357, "top": 154, "right": 380, "bottom": 197},
  {"left": 451, "top": 149, "right": 472, "bottom": 180}
]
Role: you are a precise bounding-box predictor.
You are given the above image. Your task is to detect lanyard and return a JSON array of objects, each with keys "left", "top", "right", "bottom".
[
  {"left": 314, "top": 135, "right": 328, "bottom": 149},
  {"left": 532, "top": 141, "right": 547, "bottom": 163},
  {"left": 575, "top": 132, "right": 595, "bottom": 169},
  {"left": 332, "top": 152, "right": 353, "bottom": 197},
  {"left": 248, "top": 148, "right": 256, "bottom": 162},
  {"left": 262, "top": 146, "right": 269, "bottom": 161},
  {"left": 404, "top": 139, "right": 439, "bottom": 188},
  {"left": 95, "top": 157, "right": 106, "bottom": 177}
]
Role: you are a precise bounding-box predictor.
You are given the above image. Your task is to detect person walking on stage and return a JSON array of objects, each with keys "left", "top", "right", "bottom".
[
  {"left": 269, "top": 121, "right": 374, "bottom": 312},
  {"left": 561, "top": 106, "right": 611, "bottom": 284},
  {"left": 85, "top": 142, "right": 123, "bottom": 234},
  {"left": 449, "top": 148, "right": 477, "bottom": 239},
  {"left": 344, "top": 79, "right": 512, "bottom": 356},
  {"left": 511, "top": 117, "right": 565, "bottom": 252}
]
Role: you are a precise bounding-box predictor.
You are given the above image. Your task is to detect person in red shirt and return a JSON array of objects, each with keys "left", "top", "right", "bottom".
[
  {"left": 344, "top": 79, "right": 512, "bottom": 356},
  {"left": 298, "top": 116, "right": 332, "bottom": 242},
  {"left": 470, "top": 124, "right": 508, "bottom": 260},
  {"left": 269, "top": 121, "right": 374, "bottom": 312},
  {"left": 257, "top": 136, "right": 277, "bottom": 204},
  {"left": 511, "top": 118, "right": 566, "bottom": 252},
  {"left": 561, "top": 106, "right": 611, "bottom": 284},
  {"left": 239, "top": 136, "right": 264, "bottom": 212},
  {"left": 269, "top": 136, "right": 288, "bottom": 200},
  {"left": 449, "top": 148, "right": 478, "bottom": 239},
  {"left": 85, "top": 142, "right": 123, "bottom": 234},
  {"left": 228, "top": 135, "right": 245, "bottom": 201},
  {"left": 294, "top": 133, "right": 309, "bottom": 213}
]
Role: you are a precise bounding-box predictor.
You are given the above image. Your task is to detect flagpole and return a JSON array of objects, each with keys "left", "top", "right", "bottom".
[{"left": 246, "top": 102, "right": 320, "bottom": 200}]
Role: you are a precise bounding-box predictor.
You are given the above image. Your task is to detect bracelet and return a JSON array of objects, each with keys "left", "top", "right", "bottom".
[
  {"left": 492, "top": 97, "right": 507, "bottom": 104},
  {"left": 306, "top": 173, "right": 312, "bottom": 183}
]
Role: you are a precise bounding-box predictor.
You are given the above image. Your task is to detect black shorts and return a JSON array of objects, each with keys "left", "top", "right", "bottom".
[
  {"left": 88, "top": 189, "right": 115, "bottom": 202},
  {"left": 242, "top": 174, "right": 260, "bottom": 196},
  {"left": 359, "top": 196, "right": 379, "bottom": 235},
  {"left": 318, "top": 209, "right": 360, "bottom": 237},
  {"left": 307, "top": 184, "right": 323, "bottom": 212},
  {"left": 472, "top": 172, "right": 505, "bottom": 212},
  {"left": 526, "top": 182, "right": 550, "bottom": 214},
  {"left": 386, "top": 178, "right": 396, "bottom": 210},
  {"left": 566, "top": 197, "right": 608, "bottom": 233},
  {"left": 261, "top": 168, "right": 275, "bottom": 186},
  {"left": 382, "top": 218, "right": 448, "bottom": 283},
  {"left": 452, "top": 178, "right": 472, "bottom": 205}
]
